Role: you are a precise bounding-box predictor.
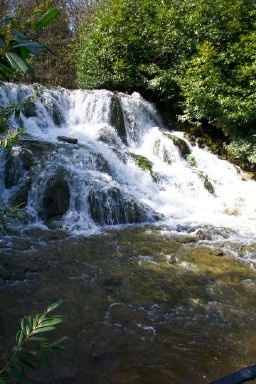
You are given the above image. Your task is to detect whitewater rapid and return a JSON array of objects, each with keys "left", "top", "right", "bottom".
[{"left": 0, "top": 83, "right": 255, "bottom": 239}]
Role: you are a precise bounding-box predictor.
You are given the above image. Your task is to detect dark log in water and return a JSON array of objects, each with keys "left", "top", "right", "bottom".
[{"left": 210, "top": 364, "right": 256, "bottom": 384}]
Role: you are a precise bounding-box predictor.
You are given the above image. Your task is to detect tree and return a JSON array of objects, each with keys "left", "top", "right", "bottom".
[
  {"left": 76, "top": 0, "right": 256, "bottom": 135},
  {"left": 0, "top": 4, "right": 60, "bottom": 81}
]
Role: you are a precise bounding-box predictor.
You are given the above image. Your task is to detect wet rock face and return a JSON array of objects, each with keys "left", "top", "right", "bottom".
[
  {"left": 43, "top": 172, "right": 70, "bottom": 220},
  {"left": 88, "top": 187, "right": 152, "bottom": 225},
  {"left": 4, "top": 148, "right": 33, "bottom": 188},
  {"left": 165, "top": 133, "right": 191, "bottom": 158},
  {"left": 110, "top": 95, "right": 127, "bottom": 145}
]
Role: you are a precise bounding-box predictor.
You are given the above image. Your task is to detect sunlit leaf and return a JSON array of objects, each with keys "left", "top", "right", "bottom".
[
  {"left": 16, "top": 330, "right": 24, "bottom": 347},
  {"left": 5, "top": 53, "right": 31, "bottom": 74},
  {"left": 21, "top": 317, "right": 28, "bottom": 333},
  {"left": 33, "top": 326, "right": 56, "bottom": 334},
  {"left": 40, "top": 317, "right": 63, "bottom": 327},
  {"left": 28, "top": 336, "right": 46, "bottom": 342},
  {"left": 45, "top": 300, "right": 64, "bottom": 314},
  {"left": 34, "top": 9, "right": 60, "bottom": 31}
]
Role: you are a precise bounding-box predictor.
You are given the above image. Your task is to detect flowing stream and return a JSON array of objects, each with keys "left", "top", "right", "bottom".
[{"left": 0, "top": 83, "right": 256, "bottom": 383}]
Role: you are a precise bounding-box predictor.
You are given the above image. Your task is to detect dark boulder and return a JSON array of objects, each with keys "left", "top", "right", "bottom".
[
  {"left": 43, "top": 171, "right": 70, "bottom": 220},
  {"left": 110, "top": 95, "right": 127, "bottom": 145}
]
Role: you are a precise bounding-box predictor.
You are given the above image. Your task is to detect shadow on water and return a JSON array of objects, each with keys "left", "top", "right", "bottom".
[{"left": 1, "top": 226, "right": 256, "bottom": 383}]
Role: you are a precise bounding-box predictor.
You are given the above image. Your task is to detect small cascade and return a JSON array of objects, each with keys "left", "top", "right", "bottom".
[{"left": 0, "top": 82, "right": 256, "bottom": 239}]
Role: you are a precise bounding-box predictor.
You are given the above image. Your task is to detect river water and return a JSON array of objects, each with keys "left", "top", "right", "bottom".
[
  {"left": 1, "top": 84, "right": 256, "bottom": 383},
  {"left": 1, "top": 226, "right": 256, "bottom": 383}
]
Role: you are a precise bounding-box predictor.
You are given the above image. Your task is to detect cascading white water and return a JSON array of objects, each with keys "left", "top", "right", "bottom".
[{"left": 0, "top": 82, "right": 256, "bottom": 239}]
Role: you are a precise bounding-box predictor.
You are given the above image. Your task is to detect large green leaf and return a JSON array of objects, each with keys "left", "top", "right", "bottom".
[
  {"left": 12, "top": 42, "right": 45, "bottom": 50},
  {"left": 34, "top": 9, "right": 60, "bottom": 31},
  {"left": 0, "top": 17, "right": 14, "bottom": 25},
  {"left": 5, "top": 53, "right": 32, "bottom": 74},
  {"left": 12, "top": 42, "right": 45, "bottom": 57}
]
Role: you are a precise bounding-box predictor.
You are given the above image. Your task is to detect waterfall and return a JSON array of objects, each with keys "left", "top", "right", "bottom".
[{"left": 0, "top": 82, "right": 256, "bottom": 238}]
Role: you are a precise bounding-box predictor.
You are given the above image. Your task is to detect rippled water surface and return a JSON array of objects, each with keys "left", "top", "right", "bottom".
[{"left": 1, "top": 226, "right": 256, "bottom": 383}]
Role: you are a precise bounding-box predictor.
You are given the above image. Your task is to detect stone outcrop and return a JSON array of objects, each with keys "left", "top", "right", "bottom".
[{"left": 42, "top": 170, "right": 70, "bottom": 220}]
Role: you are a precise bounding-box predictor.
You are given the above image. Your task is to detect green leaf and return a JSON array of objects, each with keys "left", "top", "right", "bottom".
[
  {"left": 40, "top": 317, "right": 63, "bottom": 327},
  {"left": 21, "top": 317, "right": 28, "bottom": 333},
  {"left": 5, "top": 367, "right": 28, "bottom": 384},
  {"left": 28, "top": 316, "right": 33, "bottom": 328},
  {"left": 17, "top": 351, "right": 39, "bottom": 370},
  {"left": 39, "top": 352, "right": 52, "bottom": 370},
  {"left": 12, "top": 42, "right": 45, "bottom": 50},
  {"left": 5, "top": 53, "right": 31, "bottom": 74},
  {"left": 50, "top": 336, "right": 68, "bottom": 346},
  {"left": 28, "top": 336, "right": 46, "bottom": 342},
  {"left": 33, "top": 326, "right": 56, "bottom": 334},
  {"left": 34, "top": 9, "right": 60, "bottom": 31},
  {"left": 16, "top": 330, "right": 24, "bottom": 347},
  {"left": 32, "top": 316, "right": 39, "bottom": 329},
  {"left": 0, "top": 17, "right": 14, "bottom": 25},
  {"left": 45, "top": 300, "right": 64, "bottom": 314}
]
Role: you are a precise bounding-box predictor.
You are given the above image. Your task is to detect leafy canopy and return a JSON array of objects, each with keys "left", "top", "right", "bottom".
[{"left": 76, "top": 0, "right": 256, "bottom": 142}]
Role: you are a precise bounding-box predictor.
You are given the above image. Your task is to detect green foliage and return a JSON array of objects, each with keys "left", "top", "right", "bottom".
[
  {"left": 225, "top": 136, "right": 256, "bottom": 165},
  {"left": 76, "top": 0, "right": 173, "bottom": 92},
  {"left": 0, "top": 128, "right": 25, "bottom": 148},
  {"left": 0, "top": 85, "right": 42, "bottom": 148},
  {"left": 0, "top": 8, "right": 60, "bottom": 80},
  {"left": 129, "top": 152, "right": 155, "bottom": 179},
  {"left": 0, "top": 203, "right": 24, "bottom": 234},
  {"left": 76, "top": 0, "right": 256, "bottom": 161},
  {"left": 0, "top": 301, "right": 67, "bottom": 384}
]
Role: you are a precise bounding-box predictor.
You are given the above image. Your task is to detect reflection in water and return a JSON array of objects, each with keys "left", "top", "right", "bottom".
[{"left": 1, "top": 226, "right": 256, "bottom": 383}]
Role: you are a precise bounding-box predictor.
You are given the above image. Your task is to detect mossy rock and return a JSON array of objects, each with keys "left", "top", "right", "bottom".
[
  {"left": 129, "top": 153, "right": 155, "bottom": 179},
  {"left": 186, "top": 154, "right": 197, "bottom": 167},
  {"left": 197, "top": 172, "right": 215, "bottom": 194},
  {"left": 165, "top": 133, "right": 191, "bottom": 158},
  {"left": 110, "top": 95, "right": 127, "bottom": 145},
  {"left": 22, "top": 102, "right": 37, "bottom": 118}
]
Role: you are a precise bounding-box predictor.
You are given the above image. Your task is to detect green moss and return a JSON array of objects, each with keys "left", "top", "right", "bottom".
[
  {"left": 196, "top": 171, "right": 215, "bottom": 194},
  {"left": 187, "top": 154, "right": 197, "bottom": 167},
  {"left": 165, "top": 133, "right": 191, "bottom": 158},
  {"left": 129, "top": 153, "right": 155, "bottom": 179}
]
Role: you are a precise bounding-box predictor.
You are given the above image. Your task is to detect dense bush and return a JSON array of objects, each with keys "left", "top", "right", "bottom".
[{"left": 76, "top": 0, "right": 256, "bottom": 161}]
